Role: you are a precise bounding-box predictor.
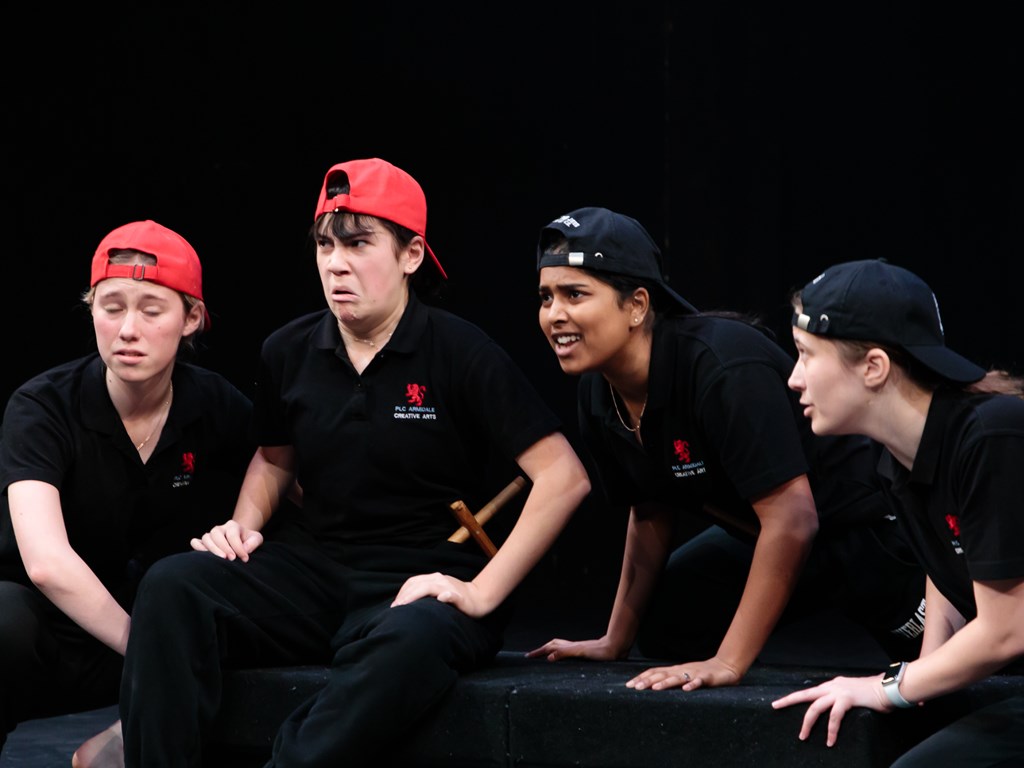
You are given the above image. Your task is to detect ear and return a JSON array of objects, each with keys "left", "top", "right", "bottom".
[
  {"left": 862, "top": 347, "right": 892, "bottom": 388},
  {"left": 182, "top": 303, "right": 204, "bottom": 338},
  {"left": 401, "top": 236, "right": 426, "bottom": 275},
  {"left": 630, "top": 287, "right": 651, "bottom": 322}
]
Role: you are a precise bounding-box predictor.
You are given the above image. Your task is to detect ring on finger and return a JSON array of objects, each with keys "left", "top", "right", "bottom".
[{"left": 683, "top": 672, "right": 691, "bottom": 681}]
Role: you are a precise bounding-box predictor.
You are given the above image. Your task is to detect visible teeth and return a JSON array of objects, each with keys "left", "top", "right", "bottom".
[{"left": 555, "top": 335, "right": 580, "bottom": 345}]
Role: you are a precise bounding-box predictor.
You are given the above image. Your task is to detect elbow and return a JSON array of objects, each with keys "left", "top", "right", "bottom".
[
  {"left": 24, "top": 558, "right": 60, "bottom": 592},
  {"left": 568, "top": 462, "right": 592, "bottom": 507}
]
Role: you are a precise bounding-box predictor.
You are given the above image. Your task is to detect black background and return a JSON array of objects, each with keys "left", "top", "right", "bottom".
[{"left": 3, "top": 3, "right": 1021, "bottom": 615}]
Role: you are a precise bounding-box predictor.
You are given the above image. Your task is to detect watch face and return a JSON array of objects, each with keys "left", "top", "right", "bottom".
[{"left": 882, "top": 662, "right": 904, "bottom": 685}]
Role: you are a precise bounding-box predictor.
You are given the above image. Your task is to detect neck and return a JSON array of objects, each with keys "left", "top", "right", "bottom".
[
  {"left": 337, "top": 302, "right": 407, "bottom": 350},
  {"left": 106, "top": 371, "right": 174, "bottom": 418},
  {"left": 871, "top": 387, "right": 932, "bottom": 470}
]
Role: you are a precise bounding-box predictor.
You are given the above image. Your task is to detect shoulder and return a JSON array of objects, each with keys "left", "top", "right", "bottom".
[
  {"left": 424, "top": 305, "right": 493, "bottom": 343},
  {"left": 259, "top": 311, "right": 333, "bottom": 363},
  {"left": 4, "top": 355, "right": 95, "bottom": 413},
  {"left": 956, "top": 391, "right": 1024, "bottom": 437},
  {"left": 175, "top": 363, "right": 251, "bottom": 405},
  {"left": 657, "top": 315, "right": 793, "bottom": 379}
]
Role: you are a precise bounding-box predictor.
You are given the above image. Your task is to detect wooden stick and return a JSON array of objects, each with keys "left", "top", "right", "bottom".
[
  {"left": 448, "top": 476, "right": 528, "bottom": 554},
  {"left": 449, "top": 500, "right": 498, "bottom": 557}
]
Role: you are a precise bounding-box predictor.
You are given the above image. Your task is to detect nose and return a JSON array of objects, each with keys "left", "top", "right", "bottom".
[
  {"left": 543, "top": 296, "right": 569, "bottom": 325},
  {"left": 118, "top": 310, "right": 142, "bottom": 339},
  {"left": 787, "top": 362, "right": 805, "bottom": 392}
]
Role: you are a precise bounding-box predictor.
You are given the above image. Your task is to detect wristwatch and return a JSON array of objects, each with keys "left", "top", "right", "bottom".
[{"left": 881, "top": 661, "right": 915, "bottom": 708}]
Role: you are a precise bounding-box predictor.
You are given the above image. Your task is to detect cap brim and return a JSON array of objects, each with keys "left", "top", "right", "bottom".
[
  {"left": 661, "top": 284, "right": 700, "bottom": 315},
  {"left": 905, "top": 345, "right": 986, "bottom": 384}
]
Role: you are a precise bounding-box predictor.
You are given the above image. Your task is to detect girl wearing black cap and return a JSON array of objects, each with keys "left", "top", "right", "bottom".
[
  {"left": 528, "top": 208, "right": 927, "bottom": 693},
  {"left": 772, "top": 259, "right": 1024, "bottom": 766},
  {"left": 0, "top": 221, "right": 253, "bottom": 765}
]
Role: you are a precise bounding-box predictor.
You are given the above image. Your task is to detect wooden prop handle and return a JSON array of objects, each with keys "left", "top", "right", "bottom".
[
  {"left": 449, "top": 500, "right": 498, "bottom": 558},
  {"left": 447, "top": 476, "right": 528, "bottom": 554}
]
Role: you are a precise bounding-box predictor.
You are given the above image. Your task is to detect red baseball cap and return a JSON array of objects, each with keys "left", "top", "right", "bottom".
[
  {"left": 314, "top": 158, "right": 447, "bottom": 279},
  {"left": 90, "top": 220, "right": 211, "bottom": 328}
]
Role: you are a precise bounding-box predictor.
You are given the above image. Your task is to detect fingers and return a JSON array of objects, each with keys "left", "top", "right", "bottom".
[
  {"left": 626, "top": 665, "right": 694, "bottom": 691},
  {"left": 524, "top": 639, "right": 569, "bottom": 659},
  {"left": 391, "top": 573, "right": 465, "bottom": 608},
  {"left": 189, "top": 522, "right": 260, "bottom": 561}
]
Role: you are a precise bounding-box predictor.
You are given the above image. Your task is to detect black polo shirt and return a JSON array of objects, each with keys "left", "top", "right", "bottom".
[
  {"left": 579, "top": 314, "right": 887, "bottom": 540},
  {"left": 878, "top": 387, "right": 1024, "bottom": 620},
  {"left": 253, "top": 294, "right": 562, "bottom": 555},
  {"left": 0, "top": 355, "right": 254, "bottom": 601}
]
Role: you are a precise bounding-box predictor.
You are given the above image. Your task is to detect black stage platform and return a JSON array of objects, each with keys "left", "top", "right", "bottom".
[{"left": 0, "top": 608, "right": 888, "bottom": 767}]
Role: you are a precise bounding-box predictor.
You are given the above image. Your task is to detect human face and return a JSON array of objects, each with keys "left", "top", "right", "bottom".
[
  {"left": 92, "top": 278, "right": 198, "bottom": 384},
  {"left": 789, "top": 327, "right": 868, "bottom": 436},
  {"left": 315, "top": 217, "right": 420, "bottom": 329},
  {"left": 538, "top": 266, "right": 638, "bottom": 377}
]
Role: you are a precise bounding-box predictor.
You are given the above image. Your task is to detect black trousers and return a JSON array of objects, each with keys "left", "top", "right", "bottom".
[
  {"left": 0, "top": 580, "right": 123, "bottom": 753},
  {"left": 120, "top": 541, "right": 505, "bottom": 768},
  {"left": 636, "top": 516, "right": 927, "bottom": 663},
  {"left": 890, "top": 695, "right": 1024, "bottom": 768}
]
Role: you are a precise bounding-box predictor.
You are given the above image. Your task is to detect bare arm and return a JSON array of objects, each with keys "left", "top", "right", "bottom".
[
  {"left": 392, "top": 431, "right": 590, "bottom": 615},
  {"left": 525, "top": 501, "right": 673, "bottom": 661},
  {"left": 9, "top": 480, "right": 131, "bottom": 655},
  {"left": 715, "top": 474, "right": 818, "bottom": 676},
  {"left": 191, "top": 445, "right": 296, "bottom": 561},
  {"left": 628, "top": 474, "right": 818, "bottom": 691},
  {"left": 772, "top": 576, "right": 1024, "bottom": 746},
  {"left": 919, "top": 575, "right": 965, "bottom": 656}
]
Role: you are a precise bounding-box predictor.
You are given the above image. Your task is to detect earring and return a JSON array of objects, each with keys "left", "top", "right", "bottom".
[{"left": 633, "top": 317, "right": 640, "bottom": 324}]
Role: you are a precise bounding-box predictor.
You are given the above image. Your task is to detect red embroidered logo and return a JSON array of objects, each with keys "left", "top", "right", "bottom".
[
  {"left": 673, "top": 439, "right": 691, "bottom": 463},
  {"left": 405, "top": 383, "right": 427, "bottom": 407},
  {"left": 181, "top": 452, "right": 196, "bottom": 473},
  {"left": 945, "top": 514, "right": 960, "bottom": 538}
]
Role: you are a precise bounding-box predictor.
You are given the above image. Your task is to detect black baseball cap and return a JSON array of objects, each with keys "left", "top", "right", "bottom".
[
  {"left": 794, "top": 259, "right": 986, "bottom": 384},
  {"left": 537, "top": 206, "right": 698, "bottom": 314}
]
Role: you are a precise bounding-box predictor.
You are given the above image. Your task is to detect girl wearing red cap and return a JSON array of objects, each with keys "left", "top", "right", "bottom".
[
  {"left": 118, "top": 159, "right": 590, "bottom": 766},
  {"left": 528, "top": 208, "right": 927, "bottom": 693},
  {"left": 773, "top": 259, "right": 1024, "bottom": 766},
  {"left": 0, "top": 221, "right": 253, "bottom": 765}
]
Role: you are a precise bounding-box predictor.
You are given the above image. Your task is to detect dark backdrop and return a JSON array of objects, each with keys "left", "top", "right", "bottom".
[{"left": 3, "top": 4, "right": 1021, "bottom": 622}]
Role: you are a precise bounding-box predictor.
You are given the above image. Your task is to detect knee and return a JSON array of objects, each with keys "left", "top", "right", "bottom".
[{"left": 132, "top": 551, "right": 223, "bottom": 621}]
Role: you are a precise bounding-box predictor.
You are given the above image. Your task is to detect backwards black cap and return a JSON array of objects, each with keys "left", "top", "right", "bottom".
[
  {"left": 537, "top": 206, "right": 698, "bottom": 314},
  {"left": 795, "top": 258, "right": 985, "bottom": 384}
]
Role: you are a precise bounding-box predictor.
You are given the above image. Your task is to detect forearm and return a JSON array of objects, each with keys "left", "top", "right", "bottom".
[
  {"left": 715, "top": 520, "right": 813, "bottom": 675},
  {"left": 901, "top": 578, "right": 1024, "bottom": 703},
  {"left": 603, "top": 505, "right": 674, "bottom": 653},
  {"left": 471, "top": 451, "right": 590, "bottom": 611},
  {"left": 33, "top": 558, "right": 131, "bottom": 655},
  {"left": 231, "top": 447, "right": 295, "bottom": 530}
]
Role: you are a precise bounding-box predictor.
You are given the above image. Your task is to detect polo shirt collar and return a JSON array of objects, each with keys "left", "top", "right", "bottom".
[
  {"left": 907, "top": 388, "right": 954, "bottom": 485},
  {"left": 79, "top": 354, "right": 199, "bottom": 439},
  {"left": 80, "top": 355, "right": 119, "bottom": 436},
  {"left": 646, "top": 318, "right": 678, "bottom": 414},
  {"left": 879, "top": 388, "right": 953, "bottom": 487}
]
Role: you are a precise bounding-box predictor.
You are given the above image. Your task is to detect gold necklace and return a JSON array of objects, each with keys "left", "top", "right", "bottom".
[
  {"left": 609, "top": 382, "right": 646, "bottom": 434},
  {"left": 136, "top": 383, "right": 173, "bottom": 451},
  {"left": 352, "top": 330, "right": 394, "bottom": 348},
  {"left": 343, "top": 319, "right": 398, "bottom": 348}
]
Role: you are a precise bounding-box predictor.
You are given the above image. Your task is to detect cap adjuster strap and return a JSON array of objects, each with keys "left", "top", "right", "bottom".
[{"left": 100, "top": 263, "right": 161, "bottom": 282}]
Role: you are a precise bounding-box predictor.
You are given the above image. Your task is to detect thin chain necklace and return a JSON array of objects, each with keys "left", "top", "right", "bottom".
[
  {"left": 135, "top": 383, "right": 173, "bottom": 451},
  {"left": 609, "top": 382, "right": 647, "bottom": 435},
  {"left": 343, "top": 319, "right": 398, "bottom": 349},
  {"left": 352, "top": 330, "right": 394, "bottom": 348}
]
